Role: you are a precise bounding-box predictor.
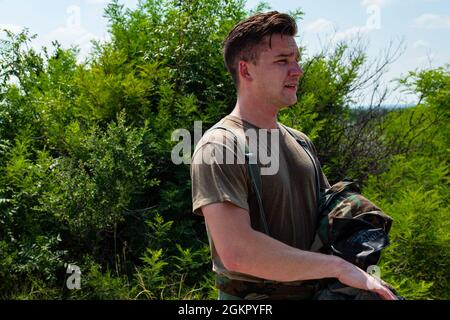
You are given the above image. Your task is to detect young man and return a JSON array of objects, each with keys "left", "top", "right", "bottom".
[{"left": 190, "top": 11, "right": 397, "bottom": 300}]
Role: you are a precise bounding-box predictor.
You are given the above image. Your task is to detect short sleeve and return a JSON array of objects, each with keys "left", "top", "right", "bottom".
[{"left": 190, "top": 132, "right": 249, "bottom": 216}]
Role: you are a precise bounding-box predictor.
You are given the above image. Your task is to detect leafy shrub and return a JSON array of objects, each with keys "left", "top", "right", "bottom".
[{"left": 364, "top": 155, "right": 449, "bottom": 299}]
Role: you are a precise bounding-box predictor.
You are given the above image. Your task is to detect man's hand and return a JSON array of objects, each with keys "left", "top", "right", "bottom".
[{"left": 337, "top": 260, "right": 398, "bottom": 300}]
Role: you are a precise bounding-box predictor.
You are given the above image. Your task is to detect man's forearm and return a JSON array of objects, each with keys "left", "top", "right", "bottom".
[{"left": 225, "top": 228, "right": 345, "bottom": 282}]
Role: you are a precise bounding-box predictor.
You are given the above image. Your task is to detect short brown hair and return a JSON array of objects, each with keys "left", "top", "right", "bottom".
[{"left": 223, "top": 11, "right": 298, "bottom": 86}]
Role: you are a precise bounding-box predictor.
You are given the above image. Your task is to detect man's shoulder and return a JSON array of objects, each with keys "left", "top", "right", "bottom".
[
  {"left": 279, "top": 123, "right": 312, "bottom": 142},
  {"left": 196, "top": 116, "right": 246, "bottom": 146},
  {"left": 192, "top": 116, "right": 247, "bottom": 162}
]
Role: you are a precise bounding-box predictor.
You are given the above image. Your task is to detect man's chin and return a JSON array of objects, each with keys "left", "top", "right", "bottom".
[{"left": 281, "top": 98, "right": 298, "bottom": 109}]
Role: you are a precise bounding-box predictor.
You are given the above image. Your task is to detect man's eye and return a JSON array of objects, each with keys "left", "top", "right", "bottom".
[{"left": 277, "top": 60, "right": 287, "bottom": 64}]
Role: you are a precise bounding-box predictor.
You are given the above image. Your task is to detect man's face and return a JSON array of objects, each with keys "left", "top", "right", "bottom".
[{"left": 245, "top": 34, "right": 303, "bottom": 108}]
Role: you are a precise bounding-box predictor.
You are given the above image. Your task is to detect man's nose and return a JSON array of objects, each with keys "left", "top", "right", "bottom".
[{"left": 289, "top": 62, "right": 303, "bottom": 78}]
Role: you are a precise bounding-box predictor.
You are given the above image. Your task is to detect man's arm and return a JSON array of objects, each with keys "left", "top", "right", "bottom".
[{"left": 202, "top": 201, "right": 398, "bottom": 300}]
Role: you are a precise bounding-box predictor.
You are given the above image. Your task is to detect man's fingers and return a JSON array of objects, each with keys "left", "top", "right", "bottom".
[
  {"left": 378, "top": 286, "right": 398, "bottom": 300},
  {"left": 368, "top": 275, "right": 398, "bottom": 300}
]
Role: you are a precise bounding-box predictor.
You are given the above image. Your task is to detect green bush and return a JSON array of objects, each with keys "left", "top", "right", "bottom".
[{"left": 364, "top": 155, "right": 449, "bottom": 299}]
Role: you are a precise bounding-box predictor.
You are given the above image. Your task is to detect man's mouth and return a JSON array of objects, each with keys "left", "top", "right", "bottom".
[{"left": 284, "top": 84, "right": 298, "bottom": 90}]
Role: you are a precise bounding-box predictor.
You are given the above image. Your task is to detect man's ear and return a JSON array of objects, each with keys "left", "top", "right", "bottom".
[{"left": 238, "top": 60, "right": 252, "bottom": 81}]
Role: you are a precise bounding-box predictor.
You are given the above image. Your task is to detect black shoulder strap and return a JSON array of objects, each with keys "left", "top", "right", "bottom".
[{"left": 206, "top": 125, "right": 270, "bottom": 235}]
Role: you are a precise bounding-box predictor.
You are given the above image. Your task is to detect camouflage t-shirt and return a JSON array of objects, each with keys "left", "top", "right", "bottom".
[{"left": 190, "top": 115, "right": 330, "bottom": 283}]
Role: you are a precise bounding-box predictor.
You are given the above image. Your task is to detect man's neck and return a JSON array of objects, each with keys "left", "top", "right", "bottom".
[{"left": 230, "top": 97, "right": 279, "bottom": 129}]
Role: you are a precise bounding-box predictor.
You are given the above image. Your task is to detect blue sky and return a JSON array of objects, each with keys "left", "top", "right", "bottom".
[{"left": 1, "top": 0, "right": 449, "bottom": 105}]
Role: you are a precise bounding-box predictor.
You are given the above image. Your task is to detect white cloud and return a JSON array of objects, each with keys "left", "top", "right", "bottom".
[
  {"left": 413, "top": 40, "right": 431, "bottom": 48},
  {"left": 333, "top": 25, "right": 372, "bottom": 42},
  {"left": 414, "top": 14, "right": 450, "bottom": 29},
  {"left": 43, "top": 26, "right": 98, "bottom": 46},
  {"left": 416, "top": 52, "right": 447, "bottom": 70},
  {"left": 305, "top": 18, "right": 335, "bottom": 33},
  {"left": 361, "top": 0, "right": 392, "bottom": 8},
  {"left": 0, "top": 23, "right": 23, "bottom": 34},
  {"left": 39, "top": 25, "right": 104, "bottom": 60},
  {"left": 26, "top": 25, "right": 111, "bottom": 63},
  {"left": 416, "top": 53, "right": 437, "bottom": 68},
  {"left": 34, "top": 5, "right": 108, "bottom": 60}
]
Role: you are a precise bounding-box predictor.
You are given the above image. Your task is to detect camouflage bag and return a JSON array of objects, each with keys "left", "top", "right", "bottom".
[
  {"left": 309, "top": 180, "right": 401, "bottom": 300},
  {"left": 310, "top": 180, "right": 393, "bottom": 271}
]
